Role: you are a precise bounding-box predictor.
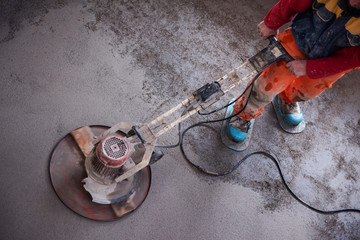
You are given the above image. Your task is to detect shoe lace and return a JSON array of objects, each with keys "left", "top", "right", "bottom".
[
  {"left": 229, "top": 117, "right": 250, "bottom": 132},
  {"left": 286, "top": 102, "right": 298, "bottom": 111},
  {"left": 280, "top": 98, "right": 300, "bottom": 114}
]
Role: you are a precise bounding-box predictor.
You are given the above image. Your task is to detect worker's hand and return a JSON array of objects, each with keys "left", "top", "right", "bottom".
[
  {"left": 286, "top": 60, "right": 308, "bottom": 77},
  {"left": 257, "top": 21, "right": 278, "bottom": 40}
]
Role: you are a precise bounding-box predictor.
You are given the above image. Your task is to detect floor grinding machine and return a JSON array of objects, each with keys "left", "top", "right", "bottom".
[{"left": 49, "top": 36, "right": 295, "bottom": 221}]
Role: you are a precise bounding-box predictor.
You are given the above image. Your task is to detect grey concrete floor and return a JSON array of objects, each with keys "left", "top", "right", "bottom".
[{"left": 1, "top": 0, "right": 360, "bottom": 239}]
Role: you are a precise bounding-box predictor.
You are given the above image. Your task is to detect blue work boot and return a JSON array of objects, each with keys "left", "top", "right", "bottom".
[
  {"left": 221, "top": 99, "right": 256, "bottom": 151},
  {"left": 273, "top": 95, "right": 303, "bottom": 126},
  {"left": 226, "top": 115, "right": 254, "bottom": 143}
]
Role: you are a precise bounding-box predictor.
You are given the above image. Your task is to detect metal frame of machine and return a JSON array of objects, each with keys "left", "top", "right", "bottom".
[{"left": 50, "top": 36, "right": 295, "bottom": 220}]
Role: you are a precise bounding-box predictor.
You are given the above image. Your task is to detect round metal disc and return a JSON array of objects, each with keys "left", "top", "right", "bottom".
[{"left": 49, "top": 125, "right": 151, "bottom": 221}]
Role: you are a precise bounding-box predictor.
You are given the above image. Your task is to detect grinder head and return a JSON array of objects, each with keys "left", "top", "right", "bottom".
[{"left": 96, "top": 134, "right": 130, "bottom": 168}]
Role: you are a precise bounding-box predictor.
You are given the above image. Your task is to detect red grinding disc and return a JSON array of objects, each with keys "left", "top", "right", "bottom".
[{"left": 49, "top": 126, "right": 151, "bottom": 221}]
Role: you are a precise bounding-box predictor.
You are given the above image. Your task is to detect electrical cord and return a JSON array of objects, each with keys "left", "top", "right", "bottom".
[
  {"left": 156, "top": 72, "right": 360, "bottom": 214},
  {"left": 181, "top": 144, "right": 360, "bottom": 214},
  {"left": 156, "top": 72, "right": 256, "bottom": 149},
  {"left": 156, "top": 72, "right": 259, "bottom": 148}
]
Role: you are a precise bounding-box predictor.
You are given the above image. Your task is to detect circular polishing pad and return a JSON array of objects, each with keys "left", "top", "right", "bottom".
[{"left": 49, "top": 125, "right": 151, "bottom": 221}]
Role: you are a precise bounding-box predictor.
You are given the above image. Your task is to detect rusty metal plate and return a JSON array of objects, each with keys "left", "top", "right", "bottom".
[{"left": 49, "top": 125, "right": 151, "bottom": 221}]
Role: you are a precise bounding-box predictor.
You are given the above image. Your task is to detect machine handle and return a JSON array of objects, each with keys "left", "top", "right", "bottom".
[
  {"left": 267, "top": 35, "right": 277, "bottom": 44},
  {"left": 249, "top": 35, "right": 294, "bottom": 73},
  {"left": 267, "top": 35, "right": 294, "bottom": 63}
]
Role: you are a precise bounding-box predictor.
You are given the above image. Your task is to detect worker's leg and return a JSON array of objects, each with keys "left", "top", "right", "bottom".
[
  {"left": 228, "top": 27, "right": 349, "bottom": 142},
  {"left": 227, "top": 29, "right": 305, "bottom": 142},
  {"left": 226, "top": 61, "right": 296, "bottom": 142},
  {"left": 233, "top": 61, "right": 296, "bottom": 120},
  {"left": 280, "top": 71, "right": 348, "bottom": 103},
  {"left": 232, "top": 29, "right": 305, "bottom": 120},
  {"left": 228, "top": 28, "right": 352, "bottom": 142},
  {"left": 272, "top": 29, "right": 350, "bottom": 120}
]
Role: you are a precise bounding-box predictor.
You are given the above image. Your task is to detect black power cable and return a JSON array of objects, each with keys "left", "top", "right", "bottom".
[
  {"left": 156, "top": 72, "right": 259, "bottom": 149},
  {"left": 180, "top": 137, "right": 360, "bottom": 214},
  {"left": 156, "top": 72, "right": 360, "bottom": 215}
]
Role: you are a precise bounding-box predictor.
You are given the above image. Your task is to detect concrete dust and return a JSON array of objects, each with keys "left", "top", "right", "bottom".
[{"left": 1, "top": 0, "right": 360, "bottom": 239}]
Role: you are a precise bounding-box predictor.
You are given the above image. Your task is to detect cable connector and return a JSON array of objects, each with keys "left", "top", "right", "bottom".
[{"left": 192, "top": 81, "right": 224, "bottom": 109}]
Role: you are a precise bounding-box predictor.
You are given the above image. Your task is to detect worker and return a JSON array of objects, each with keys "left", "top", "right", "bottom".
[{"left": 226, "top": 0, "right": 360, "bottom": 146}]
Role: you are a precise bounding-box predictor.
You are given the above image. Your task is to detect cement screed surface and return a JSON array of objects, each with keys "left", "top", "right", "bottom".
[{"left": 0, "top": 0, "right": 359, "bottom": 239}]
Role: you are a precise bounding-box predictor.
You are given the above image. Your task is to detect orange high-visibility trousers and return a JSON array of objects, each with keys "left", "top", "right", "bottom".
[{"left": 233, "top": 29, "right": 350, "bottom": 121}]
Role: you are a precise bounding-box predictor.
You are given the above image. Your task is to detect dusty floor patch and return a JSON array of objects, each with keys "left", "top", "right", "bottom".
[{"left": 1, "top": 0, "right": 360, "bottom": 239}]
